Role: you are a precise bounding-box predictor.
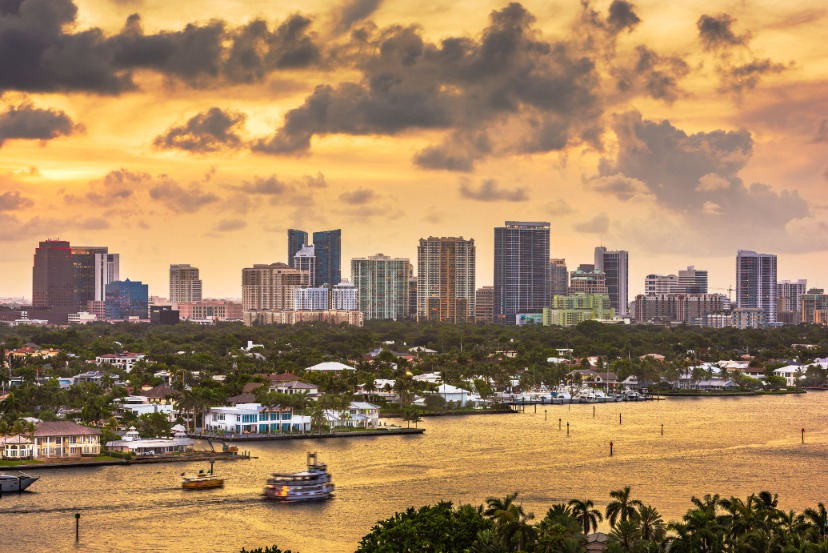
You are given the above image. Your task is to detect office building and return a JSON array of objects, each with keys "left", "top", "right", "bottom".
[
  {"left": 94, "top": 253, "right": 119, "bottom": 302},
  {"left": 351, "top": 254, "right": 410, "bottom": 320},
  {"left": 287, "top": 229, "right": 308, "bottom": 268},
  {"left": 594, "top": 246, "right": 629, "bottom": 317},
  {"left": 293, "top": 245, "right": 317, "bottom": 287},
  {"left": 494, "top": 221, "right": 550, "bottom": 324},
  {"left": 313, "top": 229, "right": 341, "bottom": 287},
  {"left": 801, "top": 289, "right": 828, "bottom": 325},
  {"left": 105, "top": 279, "right": 149, "bottom": 320},
  {"left": 678, "top": 266, "right": 708, "bottom": 294},
  {"left": 71, "top": 246, "right": 108, "bottom": 310},
  {"left": 242, "top": 263, "right": 309, "bottom": 312},
  {"left": 736, "top": 250, "right": 777, "bottom": 325},
  {"left": 475, "top": 286, "right": 494, "bottom": 324},
  {"left": 32, "top": 239, "right": 74, "bottom": 310},
  {"left": 569, "top": 265, "right": 608, "bottom": 295},
  {"left": 169, "top": 264, "right": 202, "bottom": 303},
  {"left": 549, "top": 259, "right": 569, "bottom": 297},
  {"left": 332, "top": 281, "right": 358, "bottom": 311},
  {"left": 417, "top": 236, "right": 476, "bottom": 323},
  {"left": 645, "top": 274, "right": 678, "bottom": 295}
]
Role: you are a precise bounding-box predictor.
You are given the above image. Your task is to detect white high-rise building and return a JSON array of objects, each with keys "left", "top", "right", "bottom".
[
  {"left": 94, "top": 253, "right": 119, "bottom": 302},
  {"left": 351, "top": 254, "right": 410, "bottom": 320},
  {"left": 778, "top": 279, "right": 807, "bottom": 314},
  {"left": 169, "top": 264, "right": 202, "bottom": 303},
  {"left": 294, "top": 287, "right": 329, "bottom": 311},
  {"left": 645, "top": 274, "right": 678, "bottom": 295},
  {"left": 332, "top": 280, "right": 358, "bottom": 311},
  {"left": 736, "top": 250, "right": 777, "bottom": 325},
  {"left": 293, "top": 245, "right": 316, "bottom": 288}
]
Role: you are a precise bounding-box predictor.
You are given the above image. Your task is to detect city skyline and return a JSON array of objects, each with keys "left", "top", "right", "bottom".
[{"left": 0, "top": 0, "right": 826, "bottom": 298}]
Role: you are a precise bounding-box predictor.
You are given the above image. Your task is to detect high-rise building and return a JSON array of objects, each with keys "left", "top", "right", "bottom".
[
  {"left": 594, "top": 246, "right": 629, "bottom": 317},
  {"left": 645, "top": 274, "right": 678, "bottom": 295},
  {"left": 408, "top": 275, "right": 418, "bottom": 319},
  {"left": 169, "top": 264, "right": 202, "bottom": 303},
  {"left": 351, "top": 254, "right": 410, "bottom": 320},
  {"left": 94, "top": 253, "right": 119, "bottom": 302},
  {"left": 416, "top": 236, "right": 476, "bottom": 323},
  {"left": 475, "top": 286, "right": 494, "bottom": 324},
  {"left": 736, "top": 250, "right": 777, "bottom": 325},
  {"left": 71, "top": 246, "right": 108, "bottom": 310},
  {"left": 494, "top": 221, "right": 550, "bottom": 324},
  {"left": 778, "top": 279, "right": 807, "bottom": 316},
  {"left": 332, "top": 280, "right": 358, "bottom": 311},
  {"left": 569, "top": 265, "right": 608, "bottom": 295},
  {"left": 32, "top": 239, "right": 74, "bottom": 310},
  {"left": 678, "top": 266, "right": 708, "bottom": 294},
  {"left": 313, "top": 229, "right": 341, "bottom": 287},
  {"left": 294, "top": 287, "right": 329, "bottom": 311},
  {"left": 549, "top": 259, "right": 569, "bottom": 297},
  {"left": 287, "top": 229, "right": 308, "bottom": 268},
  {"left": 105, "top": 279, "right": 149, "bottom": 320},
  {"left": 242, "top": 263, "right": 310, "bottom": 312},
  {"left": 801, "top": 289, "right": 828, "bottom": 325},
  {"left": 543, "top": 293, "right": 615, "bottom": 327},
  {"left": 293, "top": 245, "right": 316, "bottom": 287}
]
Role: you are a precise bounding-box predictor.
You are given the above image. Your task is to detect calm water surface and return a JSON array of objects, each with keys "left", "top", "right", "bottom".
[{"left": 2, "top": 394, "right": 827, "bottom": 553}]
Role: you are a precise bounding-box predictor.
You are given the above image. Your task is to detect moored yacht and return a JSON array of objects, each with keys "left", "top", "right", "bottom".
[{"left": 0, "top": 472, "right": 38, "bottom": 493}]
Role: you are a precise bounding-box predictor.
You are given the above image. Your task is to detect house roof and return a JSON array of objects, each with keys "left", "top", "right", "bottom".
[
  {"left": 242, "top": 381, "right": 265, "bottom": 393},
  {"left": 305, "top": 361, "right": 356, "bottom": 372},
  {"left": 0, "top": 434, "right": 32, "bottom": 445},
  {"left": 34, "top": 421, "right": 101, "bottom": 437},
  {"left": 141, "top": 384, "right": 181, "bottom": 400},
  {"left": 228, "top": 392, "right": 257, "bottom": 405}
]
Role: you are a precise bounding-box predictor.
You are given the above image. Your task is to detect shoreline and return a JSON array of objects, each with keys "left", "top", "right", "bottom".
[
  {"left": 186, "top": 427, "right": 425, "bottom": 442},
  {"left": 2, "top": 451, "right": 250, "bottom": 471}
]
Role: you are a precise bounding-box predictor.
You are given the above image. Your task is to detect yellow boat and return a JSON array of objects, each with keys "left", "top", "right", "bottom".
[{"left": 182, "top": 461, "right": 224, "bottom": 489}]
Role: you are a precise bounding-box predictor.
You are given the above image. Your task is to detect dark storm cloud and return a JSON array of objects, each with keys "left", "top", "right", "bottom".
[
  {"left": 0, "top": 190, "right": 33, "bottom": 210},
  {"left": 697, "top": 14, "right": 749, "bottom": 50},
  {"left": 153, "top": 107, "right": 246, "bottom": 153},
  {"left": 597, "top": 111, "right": 811, "bottom": 231},
  {"left": 332, "top": 0, "right": 383, "bottom": 35},
  {"left": 0, "top": 0, "right": 322, "bottom": 94},
  {"left": 255, "top": 2, "right": 614, "bottom": 168},
  {"left": 459, "top": 179, "right": 527, "bottom": 202},
  {"left": 607, "top": 0, "right": 641, "bottom": 34},
  {"left": 0, "top": 102, "right": 80, "bottom": 146},
  {"left": 614, "top": 46, "right": 689, "bottom": 103}
]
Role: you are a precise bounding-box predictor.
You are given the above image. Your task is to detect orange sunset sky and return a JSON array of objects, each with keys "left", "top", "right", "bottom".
[{"left": 1, "top": 0, "right": 827, "bottom": 299}]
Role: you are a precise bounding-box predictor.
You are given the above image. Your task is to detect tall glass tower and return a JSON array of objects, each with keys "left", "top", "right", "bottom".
[
  {"left": 287, "top": 229, "right": 308, "bottom": 268},
  {"left": 494, "top": 221, "right": 550, "bottom": 324},
  {"left": 736, "top": 250, "right": 777, "bottom": 324},
  {"left": 313, "top": 229, "right": 341, "bottom": 287},
  {"left": 594, "top": 246, "right": 629, "bottom": 317}
]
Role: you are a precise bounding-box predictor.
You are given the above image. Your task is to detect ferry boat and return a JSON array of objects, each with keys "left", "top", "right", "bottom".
[
  {"left": 181, "top": 460, "right": 224, "bottom": 490},
  {"left": 0, "top": 472, "right": 39, "bottom": 493},
  {"left": 263, "top": 452, "right": 335, "bottom": 503}
]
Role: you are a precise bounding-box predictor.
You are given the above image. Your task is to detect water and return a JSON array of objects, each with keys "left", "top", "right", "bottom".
[{"left": 2, "top": 394, "right": 827, "bottom": 553}]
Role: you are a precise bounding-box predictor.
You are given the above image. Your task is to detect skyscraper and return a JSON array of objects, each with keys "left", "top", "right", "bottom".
[
  {"left": 678, "top": 266, "right": 708, "bottom": 294},
  {"left": 105, "top": 279, "right": 149, "bottom": 320},
  {"left": 287, "top": 229, "right": 308, "bottom": 268},
  {"left": 169, "top": 264, "right": 203, "bottom": 303},
  {"left": 736, "top": 250, "right": 778, "bottom": 325},
  {"left": 494, "top": 221, "right": 550, "bottom": 324},
  {"left": 416, "top": 236, "right": 476, "bottom": 323},
  {"left": 645, "top": 274, "right": 678, "bottom": 295},
  {"left": 549, "top": 259, "right": 568, "bottom": 297},
  {"left": 242, "top": 263, "right": 309, "bottom": 311},
  {"left": 94, "top": 253, "right": 119, "bottom": 302},
  {"left": 594, "top": 246, "right": 629, "bottom": 317},
  {"left": 351, "top": 254, "right": 410, "bottom": 320},
  {"left": 293, "top": 245, "right": 316, "bottom": 287},
  {"left": 777, "top": 279, "right": 807, "bottom": 323},
  {"left": 313, "top": 229, "right": 341, "bottom": 287},
  {"left": 32, "top": 239, "right": 74, "bottom": 310},
  {"left": 71, "top": 246, "right": 108, "bottom": 310}
]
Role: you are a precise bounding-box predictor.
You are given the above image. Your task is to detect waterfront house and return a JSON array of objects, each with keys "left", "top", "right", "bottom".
[
  {"left": 33, "top": 421, "right": 101, "bottom": 459},
  {"left": 95, "top": 352, "right": 147, "bottom": 373},
  {"left": 139, "top": 384, "right": 181, "bottom": 404},
  {"left": 113, "top": 396, "right": 176, "bottom": 420},
  {"left": 105, "top": 427, "right": 194, "bottom": 456},
  {"left": 773, "top": 365, "right": 806, "bottom": 387},
  {"left": 428, "top": 384, "right": 472, "bottom": 407},
  {"left": 0, "top": 435, "right": 34, "bottom": 460},
  {"left": 204, "top": 403, "right": 311, "bottom": 434},
  {"left": 324, "top": 402, "right": 381, "bottom": 428},
  {"left": 695, "top": 378, "right": 740, "bottom": 391}
]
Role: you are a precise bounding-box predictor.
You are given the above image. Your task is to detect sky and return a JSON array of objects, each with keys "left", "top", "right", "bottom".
[{"left": 0, "top": 0, "right": 826, "bottom": 300}]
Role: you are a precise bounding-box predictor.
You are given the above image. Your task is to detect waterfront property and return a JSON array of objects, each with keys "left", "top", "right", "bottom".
[
  {"left": 95, "top": 352, "right": 147, "bottom": 373},
  {"left": 105, "top": 427, "right": 194, "bottom": 456},
  {"left": 0, "top": 434, "right": 34, "bottom": 460},
  {"left": 324, "top": 402, "right": 381, "bottom": 428},
  {"left": 32, "top": 421, "right": 101, "bottom": 459},
  {"left": 204, "top": 403, "right": 311, "bottom": 434}
]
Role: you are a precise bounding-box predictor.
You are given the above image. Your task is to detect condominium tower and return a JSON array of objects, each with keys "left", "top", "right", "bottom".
[
  {"left": 313, "top": 229, "right": 341, "bottom": 287},
  {"left": 736, "top": 250, "right": 777, "bottom": 325},
  {"left": 32, "top": 240, "right": 74, "bottom": 310},
  {"left": 287, "top": 229, "right": 308, "bottom": 268},
  {"left": 494, "top": 221, "right": 550, "bottom": 324},
  {"left": 293, "top": 245, "right": 317, "bottom": 287},
  {"left": 594, "top": 246, "right": 629, "bottom": 317},
  {"left": 242, "top": 263, "right": 309, "bottom": 311},
  {"left": 416, "top": 236, "right": 476, "bottom": 323},
  {"left": 351, "top": 254, "right": 410, "bottom": 320},
  {"left": 169, "top": 264, "right": 203, "bottom": 303}
]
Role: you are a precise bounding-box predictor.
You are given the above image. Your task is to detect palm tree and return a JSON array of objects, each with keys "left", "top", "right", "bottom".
[
  {"left": 609, "top": 519, "right": 641, "bottom": 552},
  {"left": 492, "top": 502, "right": 536, "bottom": 552},
  {"left": 636, "top": 504, "right": 666, "bottom": 542},
  {"left": 569, "top": 498, "right": 604, "bottom": 535},
  {"left": 606, "top": 486, "right": 644, "bottom": 528},
  {"left": 484, "top": 492, "right": 519, "bottom": 519},
  {"left": 804, "top": 503, "right": 828, "bottom": 542}
]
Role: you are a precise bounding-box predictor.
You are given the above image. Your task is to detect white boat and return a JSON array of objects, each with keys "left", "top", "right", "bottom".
[
  {"left": 0, "top": 473, "right": 39, "bottom": 493},
  {"left": 263, "top": 452, "right": 334, "bottom": 503}
]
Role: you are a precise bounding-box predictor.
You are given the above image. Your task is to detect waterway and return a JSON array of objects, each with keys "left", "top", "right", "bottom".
[{"left": 2, "top": 394, "right": 827, "bottom": 552}]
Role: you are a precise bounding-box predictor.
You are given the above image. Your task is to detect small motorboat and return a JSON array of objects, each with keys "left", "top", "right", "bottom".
[
  {"left": 182, "top": 460, "right": 223, "bottom": 490},
  {"left": 0, "top": 472, "right": 39, "bottom": 493}
]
